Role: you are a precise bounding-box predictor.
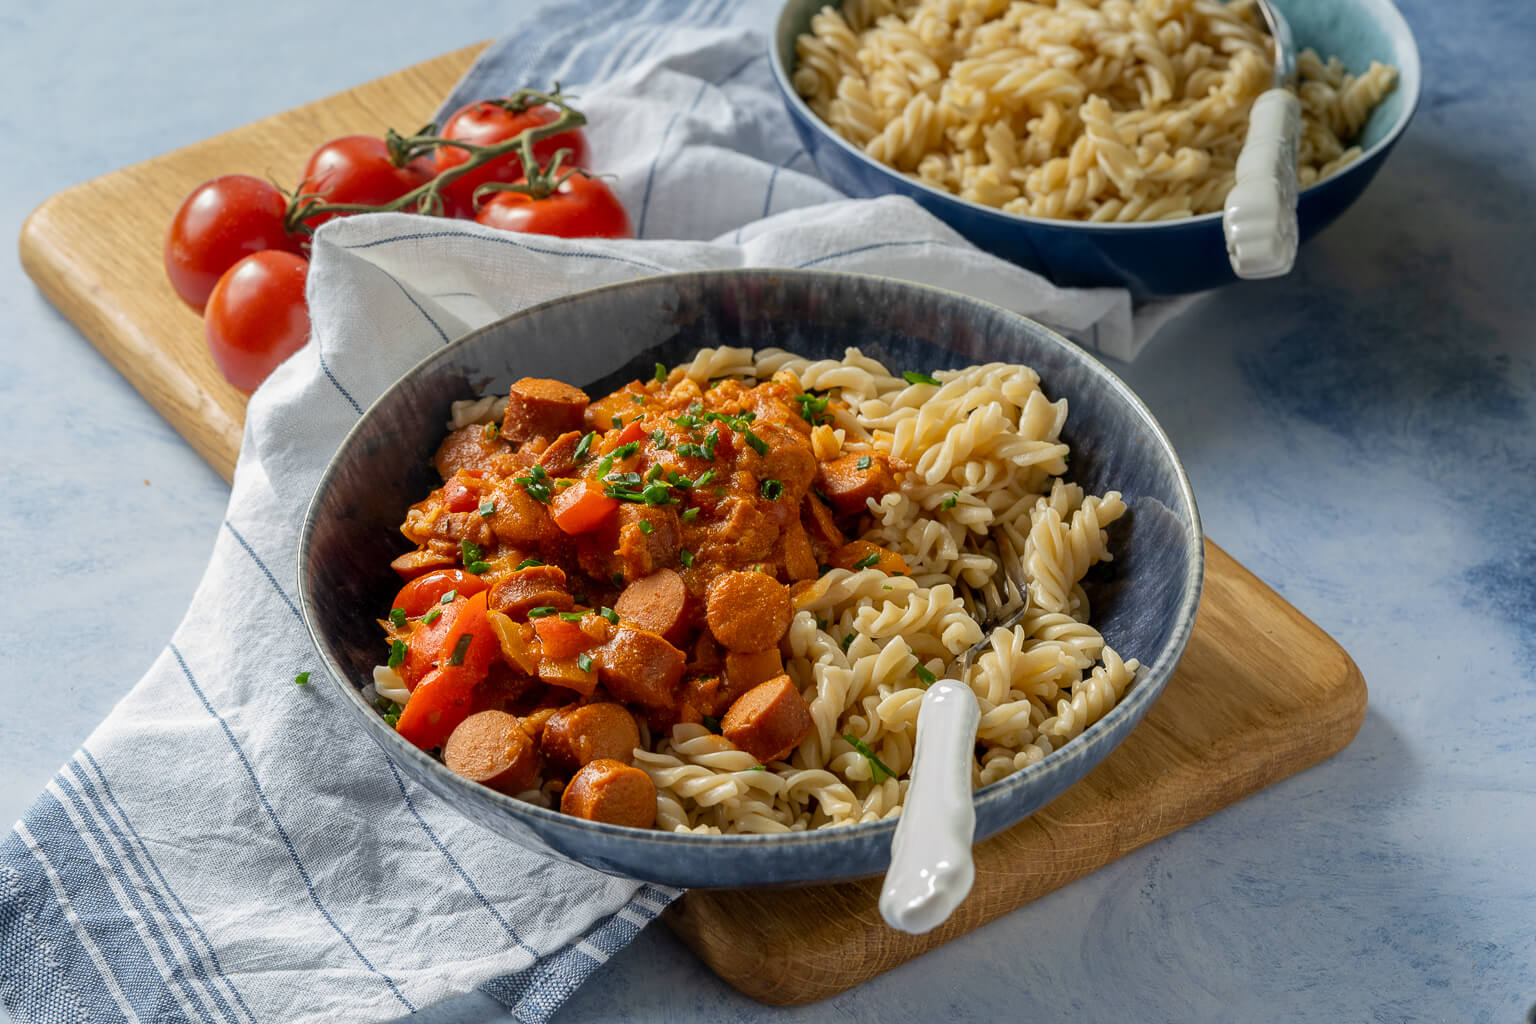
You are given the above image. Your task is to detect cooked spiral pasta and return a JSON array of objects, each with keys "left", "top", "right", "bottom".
[
  {"left": 794, "top": 0, "right": 1398, "bottom": 221},
  {"left": 643, "top": 347, "right": 1142, "bottom": 832}
]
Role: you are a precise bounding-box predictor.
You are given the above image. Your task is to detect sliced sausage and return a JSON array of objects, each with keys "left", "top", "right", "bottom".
[
  {"left": 830, "top": 539, "right": 911, "bottom": 576},
  {"left": 615, "top": 569, "right": 692, "bottom": 646},
  {"left": 541, "top": 703, "right": 642, "bottom": 772},
  {"left": 536, "top": 430, "right": 587, "bottom": 478},
  {"left": 444, "top": 710, "right": 542, "bottom": 795},
  {"left": 723, "top": 647, "right": 784, "bottom": 710},
  {"left": 488, "top": 566, "right": 573, "bottom": 619},
  {"left": 500, "top": 378, "right": 589, "bottom": 443},
  {"left": 517, "top": 704, "right": 565, "bottom": 744},
  {"left": 597, "top": 626, "right": 686, "bottom": 708},
  {"left": 816, "top": 452, "right": 895, "bottom": 516},
  {"left": 615, "top": 504, "right": 680, "bottom": 582},
  {"left": 434, "top": 423, "right": 522, "bottom": 481},
  {"left": 680, "top": 674, "right": 722, "bottom": 718},
  {"left": 390, "top": 548, "right": 457, "bottom": 580},
  {"left": 721, "top": 675, "right": 814, "bottom": 764},
  {"left": 560, "top": 759, "right": 657, "bottom": 829},
  {"left": 760, "top": 433, "right": 818, "bottom": 499},
  {"left": 706, "top": 571, "right": 792, "bottom": 653}
]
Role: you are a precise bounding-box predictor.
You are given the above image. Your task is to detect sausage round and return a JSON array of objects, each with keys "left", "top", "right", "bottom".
[
  {"left": 560, "top": 759, "right": 657, "bottom": 829},
  {"left": 615, "top": 569, "right": 691, "bottom": 646},
  {"left": 721, "top": 675, "right": 814, "bottom": 764},
  {"left": 500, "top": 378, "right": 589, "bottom": 443},
  {"left": 541, "top": 703, "right": 642, "bottom": 772},
  {"left": 444, "top": 710, "right": 542, "bottom": 795},
  {"left": 705, "top": 571, "right": 792, "bottom": 653}
]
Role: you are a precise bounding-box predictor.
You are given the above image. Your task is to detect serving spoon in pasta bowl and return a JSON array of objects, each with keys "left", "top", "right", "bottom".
[
  {"left": 1222, "top": 0, "right": 1302, "bottom": 279},
  {"left": 880, "top": 535, "right": 1029, "bottom": 934}
]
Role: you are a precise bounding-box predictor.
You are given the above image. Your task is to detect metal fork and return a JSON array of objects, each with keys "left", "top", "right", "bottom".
[{"left": 879, "top": 534, "right": 1029, "bottom": 934}]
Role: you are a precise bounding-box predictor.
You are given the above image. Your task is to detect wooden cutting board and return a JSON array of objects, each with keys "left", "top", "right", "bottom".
[
  {"left": 20, "top": 45, "right": 1367, "bottom": 1005},
  {"left": 665, "top": 540, "right": 1366, "bottom": 1003},
  {"left": 18, "top": 42, "right": 489, "bottom": 482}
]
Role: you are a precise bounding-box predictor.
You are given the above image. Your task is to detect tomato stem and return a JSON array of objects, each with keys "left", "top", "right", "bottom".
[{"left": 284, "top": 86, "right": 587, "bottom": 234}]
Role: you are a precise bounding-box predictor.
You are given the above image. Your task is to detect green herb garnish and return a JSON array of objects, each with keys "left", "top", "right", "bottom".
[
  {"left": 843, "top": 734, "right": 895, "bottom": 782},
  {"left": 794, "top": 392, "right": 830, "bottom": 423},
  {"left": 440, "top": 589, "right": 458, "bottom": 604},
  {"left": 654, "top": 361, "right": 667, "bottom": 383},
  {"left": 915, "top": 663, "right": 937, "bottom": 688},
  {"left": 389, "top": 607, "right": 407, "bottom": 628},
  {"left": 761, "top": 478, "right": 783, "bottom": 500},
  {"left": 743, "top": 428, "right": 768, "bottom": 456},
  {"left": 599, "top": 606, "right": 619, "bottom": 625},
  {"left": 682, "top": 506, "right": 699, "bottom": 522},
  {"left": 852, "top": 552, "right": 881, "bottom": 570},
  {"left": 514, "top": 557, "right": 544, "bottom": 571},
  {"left": 467, "top": 560, "right": 491, "bottom": 574},
  {"left": 902, "top": 370, "right": 941, "bottom": 386},
  {"left": 515, "top": 465, "right": 552, "bottom": 503},
  {"left": 460, "top": 540, "right": 483, "bottom": 564},
  {"left": 527, "top": 606, "right": 557, "bottom": 618},
  {"left": 651, "top": 430, "right": 670, "bottom": 450},
  {"left": 611, "top": 414, "right": 623, "bottom": 429},
  {"left": 856, "top": 455, "right": 871, "bottom": 470},
  {"left": 560, "top": 611, "right": 585, "bottom": 622},
  {"left": 578, "top": 653, "right": 594, "bottom": 672},
  {"left": 387, "top": 639, "right": 407, "bottom": 668},
  {"left": 294, "top": 672, "right": 310, "bottom": 686},
  {"left": 422, "top": 608, "right": 442, "bottom": 625},
  {"left": 679, "top": 549, "right": 695, "bottom": 568},
  {"left": 478, "top": 499, "right": 496, "bottom": 517},
  {"left": 483, "top": 422, "right": 499, "bottom": 440},
  {"left": 574, "top": 431, "right": 595, "bottom": 461},
  {"left": 447, "top": 633, "right": 473, "bottom": 666},
  {"left": 702, "top": 715, "right": 721, "bottom": 733},
  {"left": 639, "top": 520, "right": 654, "bottom": 534},
  {"left": 941, "top": 492, "right": 959, "bottom": 510}
]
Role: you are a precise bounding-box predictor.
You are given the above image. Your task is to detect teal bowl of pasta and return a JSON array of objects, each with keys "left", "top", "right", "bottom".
[
  {"left": 770, "top": 0, "right": 1421, "bottom": 297},
  {"left": 299, "top": 269, "right": 1204, "bottom": 887}
]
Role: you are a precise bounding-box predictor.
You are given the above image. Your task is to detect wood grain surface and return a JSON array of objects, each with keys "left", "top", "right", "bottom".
[
  {"left": 21, "top": 47, "right": 1365, "bottom": 1007},
  {"left": 663, "top": 539, "right": 1367, "bottom": 1004},
  {"left": 17, "top": 44, "right": 487, "bottom": 482}
]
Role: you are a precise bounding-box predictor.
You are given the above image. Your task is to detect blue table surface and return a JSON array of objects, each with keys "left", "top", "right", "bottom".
[{"left": 3, "top": 1, "right": 1532, "bottom": 1021}]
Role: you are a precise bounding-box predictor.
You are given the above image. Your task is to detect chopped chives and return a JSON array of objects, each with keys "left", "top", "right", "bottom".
[
  {"left": 578, "top": 653, "right": 594, "bottom": 673},
  {"left": 679, "top": 549, "right": 695, "bottom": 568},
  {"left": 440, "top": 589, "right": 457, "bottom": 604},
  {"left": 294, "top": 672, "right": 310, "bottom": 686},
  {"left": 902, "top": 370, "right": 941, "bottom": 386},
  {"left": 599, "top": 606, "right": 619, "bottom": 624},
  {"left": 915, "top": 663, "right": 938, "bottom": 688},
  {"left": 467, "top": 560, "right": 491, "bottom": 573},
  {"left": 387, "top": 639, "right": 407, "bottom": 668},
  {"left": 389, "top": 607, "right": 407, "bottom": 628},
  {"left": 611, "top": 414, "right": 623, "bottom": 428},
  {"left": 852, "top": 553, "right": 881, "bottom": 570},
  {"left": 514, "top": 557, "right": 544, "bottom": 571},
  {"left": 654, "top": 361, "right": 667, "bottom": 383},
  {"left": 574, "top": 431, "right": 595, "bottom": 460},
  {"left": 651, "top": 430, "right": 670, "bottom": 449},
  {"left": 761, "top": 478, "right": 783, "bottom": 500},
  {"left": 843, "top": 734, "right": 895, "bottom": 781},
  {"left": 743, "top": 428, "right": 768, "bottom": 456},
  {"left": 748, "top": 765, "right": 766, "bottom": 771},
  {"left": 528, "top": 606, "right": 557, "bottom": 618},
  {"left": 941, "top": 492, "right": 959, "bottom": 510},
  {"left": 682, "top": 507, "right": 699, "bottom": 522},
  {"left": 483, "top": 422, "right": 499, "bottom": 440},
  {"left": 460, "top": 540, "right": 483, "bottom": 563},
  {"left": 559, "top": 611, "right": 585, "bottom": 621},
  {"left": 422, "top": 608, "right": 442, "bottom": 625},
  {"left": 694, "top": 469, "right": 716, "bottom": 488},
  {"left": 856, "top": 455, "right": 871, "bottom": 470},
  {"left": 447, "top": 633, "right": 473, "bottom": 666},
  {"left": 478, "top": 499, "right": 496, "bottom": 517},
  {"left": 639, "top": 520, "right": 654, "bottom": 534}
]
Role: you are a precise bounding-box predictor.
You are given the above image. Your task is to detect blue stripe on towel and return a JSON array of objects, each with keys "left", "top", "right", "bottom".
[{"left": 170, "top": 644, "right": 416, "bottom": 1013}]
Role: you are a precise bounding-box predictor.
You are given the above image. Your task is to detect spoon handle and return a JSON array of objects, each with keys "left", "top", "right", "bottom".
[
  {"left": 1223, "top": 87, "right": 1301, "bottom": 279},
  {"left": 879, "top": 680, "right": 980, "bottom": 934}
]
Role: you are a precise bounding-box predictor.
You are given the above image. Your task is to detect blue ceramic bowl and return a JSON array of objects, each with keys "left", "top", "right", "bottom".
[
  {"left": 298, "top": 270, "right": 1203, "bottom": 887},
  {"left": 770, "top": 0, "right": 1421, "bottom": 297}
]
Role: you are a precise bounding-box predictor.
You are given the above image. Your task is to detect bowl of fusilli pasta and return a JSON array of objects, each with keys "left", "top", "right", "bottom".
[
  {"left": 772, "top": 0, "right": 1420, "bottom": 297},
  {"left": 300, "top": 269, "right": 1203, "bottom": 887}
]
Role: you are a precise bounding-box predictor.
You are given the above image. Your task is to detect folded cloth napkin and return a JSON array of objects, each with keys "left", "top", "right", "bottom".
[{"left": 0, "top": 10, "right": 1188, "bottom": 1024}]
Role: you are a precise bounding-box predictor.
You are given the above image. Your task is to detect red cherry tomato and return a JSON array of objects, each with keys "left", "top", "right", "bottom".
[
  {"left": 203, "top": 251, "right": 311, "bottom": 394},
  {"left": 474, "top": 174, "right": 633, "bottom": 240},
  {"left": 433, "top": 102, "right": 589, "bottom": 217},
  {"left": 297, "top": 135, "right": 435, "bottom": 229},
  {"left": 165, "top": 174, "right": 299, "bottom": 312}
]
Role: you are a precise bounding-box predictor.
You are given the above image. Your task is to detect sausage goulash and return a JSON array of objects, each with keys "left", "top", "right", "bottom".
[{"left": 378, "top": 365, "right": 909, "bottom": 829}]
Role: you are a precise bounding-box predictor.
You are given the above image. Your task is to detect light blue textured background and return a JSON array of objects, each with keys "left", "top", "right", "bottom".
[{"left": 2, "top": 1, "right": 1532, "bottom": 1022}]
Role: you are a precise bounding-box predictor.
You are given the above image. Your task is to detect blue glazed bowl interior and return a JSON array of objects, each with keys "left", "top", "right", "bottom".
[
  {"left": 770, "top": 0, "right": 1421, "bottom": 297},
  {"left": 298, "top": 270, "right": 1203, "bottom": 888}
]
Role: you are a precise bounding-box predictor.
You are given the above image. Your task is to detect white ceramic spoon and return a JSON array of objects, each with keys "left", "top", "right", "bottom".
[{"left": 1222, "top": 0, "right": 1301, "bottom": 279}]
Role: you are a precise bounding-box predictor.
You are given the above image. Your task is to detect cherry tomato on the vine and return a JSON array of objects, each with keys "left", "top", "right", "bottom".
[
  {"left": 474, "top": 174, "right": 632, "bottom": 240},
  {"left": 165, "top": 175, "right": 300, "bottom": 312},
  {"left": 297, "top": 135, "right": 435, "bottom": 229},
  {"left": 433, "top": 102, "right": 589, "bottom": 217},
  {"left": 204, "top": 250, "right": 311, "bottom": 394}
]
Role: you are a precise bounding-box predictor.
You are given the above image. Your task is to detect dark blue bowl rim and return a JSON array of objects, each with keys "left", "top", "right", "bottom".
[
  {"left": 297, "top": 267, "right": 1205, "bottom": 854},
  {"left": 767, "top": 0, "right": 1423, "bottom": 233}
]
